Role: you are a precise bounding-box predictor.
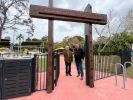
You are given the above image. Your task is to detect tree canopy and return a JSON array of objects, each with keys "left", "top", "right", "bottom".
[
  {"left": 93, "top": 32, "right": 133, "bottom": 53},
  {"left": 0, "top": 0, "right": 34, "bottom": 40}
]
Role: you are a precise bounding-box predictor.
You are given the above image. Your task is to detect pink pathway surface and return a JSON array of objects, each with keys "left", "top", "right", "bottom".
[{"left": 11, "top": 56, "right": 133, "bottom": 100}]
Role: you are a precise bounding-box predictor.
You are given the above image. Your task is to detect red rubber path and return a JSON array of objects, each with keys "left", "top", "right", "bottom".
[{"left": 11, "top": 56, "right": 133, "bottom": 100}]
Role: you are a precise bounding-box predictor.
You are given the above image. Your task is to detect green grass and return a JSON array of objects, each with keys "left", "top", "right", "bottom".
[
  {"left": 38, "top": 57, "right": 46, "bottom": 72},
  {"left": 126, "top": 67, "right": 133, "bottom": 79}
]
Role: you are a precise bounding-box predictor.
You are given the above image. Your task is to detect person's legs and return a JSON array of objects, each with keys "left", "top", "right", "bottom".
[
  {"left": 68, "top": 62, "right": 72, "bottom": 76},
  {"left": 65, "top": 62, "right": 68, "bottom": 76},
  {"left": 79, "top": 62, "right": 84, "bottom": 80},
  {"left": 76, "top": 62, "right": 80, "bottom": 76}
]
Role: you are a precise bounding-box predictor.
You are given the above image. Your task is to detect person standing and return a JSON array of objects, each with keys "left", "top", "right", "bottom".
[
  {"left": 74, "top": 44, "right": 84, "bottom": 80},
  {"left": 63, "top": 46, "right": 73, "bottom": 76}
]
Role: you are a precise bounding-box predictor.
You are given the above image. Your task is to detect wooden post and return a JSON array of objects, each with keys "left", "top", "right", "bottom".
[
  {"left": 84, "top": 4, "right": 94, "bottom": 88},
  {"left": 46, "top": 0, "right": 54, "bottom": 93}
]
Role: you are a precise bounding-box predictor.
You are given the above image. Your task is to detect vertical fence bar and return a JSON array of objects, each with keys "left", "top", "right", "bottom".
[
  {"left": 94, "top": 55, "right": 96, "bottom": 80},
  {"left": 100, "top": 56, "right": 102, "bottom": 79},
  {"left": 96, "top": 55, "right": 98, "bottom": 79},
  {"left": 105, "top": 56, "right": 109, "bottom": 77},
  {"left": 45, "top": 54, "right": 48, "bottom": 89},
  {"left": 109, "top": 55, "right": 113, "bottom": 76},
  {"left": 40, "top": 55, "right": 43, "bottom": 90},
  {"left": 31, "top": 55, "right": 36, "bottom": 92},
  {"left": 105, "top": 55, "right": 107, "bottom": 78},
  {"left": 102, "top": 56, "right": 105, "bottom": 78},
  {"left": 106, "top": 56, "right": 110, "bottom": 77},
  {"left": 94, "top": 56, "right": 96, "bottom": 80},
  {"left": 36, "top": 55, "right": 39, "bottom": 90},
  {"left": 0, "top": 62, "right": 2, "bottom": 100},
  {"left": 95, "top": 55, "right": 98, "bottom": 80},
  {"left": 43, "top": 54, "right": 46, "bottom": 89},
  {"left": 105, "top": 55, "right": 108, "bottom": 77},
  {"left": 97, "top": 55, "right": 100, "bottom": 79},
  {"left": 52, "top": 53, "right": 55, "bottom": 89}
]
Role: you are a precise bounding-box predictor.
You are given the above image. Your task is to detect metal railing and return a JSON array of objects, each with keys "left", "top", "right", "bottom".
[
  {"left": 33, "top": 53, "right": 48, "bottom": 91},
  {"left": 115, "top": 63, "right": 126, "bottom": 89},
  {"left": 124, "top": 61, "right": 133, "bottom": 80},
  {"left": 53, "top": 53, "right": 60, "bottom": 87},
  {"left": 32, "top": 52, "right": 60, "bottom": 92},
  {"left": 115, "top": 61, "right": 133, "bottom": 89},
  {"left": 94, "top": 53, "right": 121, "bottom": 80}
]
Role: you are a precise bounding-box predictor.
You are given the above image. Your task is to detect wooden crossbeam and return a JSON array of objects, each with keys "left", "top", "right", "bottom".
[{"left": 30, "top": 5, "right": 107, "bottom": 25}]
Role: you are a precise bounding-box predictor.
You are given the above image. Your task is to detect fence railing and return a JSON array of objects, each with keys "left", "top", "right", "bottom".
[
  {"left": 53, "top": 53, "right": 60, "bottom": 87},
  {"left": 32, "top": 53, "right": 48, "bottom": 91},
  {"left": 94, "top": 52, "right": 121, "bottom": 80},
  {"left": 32, "top": 52, "right": 60, "bottom": 92}
]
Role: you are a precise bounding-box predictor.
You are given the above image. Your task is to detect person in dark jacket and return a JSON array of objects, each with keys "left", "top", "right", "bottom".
[
  {"left": 74, "top": 44, "right": 84, "bottom": 80},
  {"left": 63, "top": 46, "right": 73, "bottom": 76}
]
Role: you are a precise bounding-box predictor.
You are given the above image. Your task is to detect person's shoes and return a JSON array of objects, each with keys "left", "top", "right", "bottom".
[
  {"left": 69, "top": 74, "right": 72, "bottom": 76},
  {"left": 66, "top": 74, "right": 68, "bottom": 76},
  {"left": 80, "top": 77, "right": 83, "bottom": 80},
  {"left": 77, "top": 74, "right": 80, "bottom": 77}
]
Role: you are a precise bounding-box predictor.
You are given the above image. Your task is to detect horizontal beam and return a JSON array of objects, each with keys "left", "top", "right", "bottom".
[{"left": 30, "top": 5, "right": 107, "bottom": 25}]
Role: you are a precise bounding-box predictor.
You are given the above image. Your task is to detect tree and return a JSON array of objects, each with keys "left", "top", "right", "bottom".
[
  {"left": 4, "top": 36, "right": 10, "bottom": 40},
  {"left": 32, "top": 38, "right": 39, "bottom": 41},
  {"left": 54, "top": 35, "right": 84, "bottom": 50},
  {"left": 124, "top": 10, "right": 133, "bottom": 32},
  {"left": 26, "top": 37, "right": 31, "bottom": 41},
  {"left": 93, "top": 32, "right": 133, "bottom": 53},
  {"left": 0, "top": 0, "right": 34, "bottom": 40},
  {"left": 41, "top": 35, "right": 48, "bottom": 41},
  {"left": 94, "top": 10, "right": 125, "bottom": 54},
  {"left": 41, "top": 35, "right": 48, "bottom": 50},
  {"left": 109, "top": 32, "right": 133, "bottom": 52}
]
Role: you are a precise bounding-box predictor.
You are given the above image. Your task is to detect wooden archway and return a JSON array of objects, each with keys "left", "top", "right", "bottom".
[{"left": 30, "top": 2, "right": 107, "bottom": 93}]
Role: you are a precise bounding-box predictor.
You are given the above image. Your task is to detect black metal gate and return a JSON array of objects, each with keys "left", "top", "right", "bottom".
[
  {"left": 32, "top": 53, "right": 60, "bottom": 92},
  {"left": 32, "top": 54, "right": 48, "bottom": 91},
  {"left": 53, "top": 53, "right": 60, "bottom": 86}
]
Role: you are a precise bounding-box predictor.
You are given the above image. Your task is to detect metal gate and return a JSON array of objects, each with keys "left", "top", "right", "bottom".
[
  {"left": 32, "top": 54, "right": 48, "bottom": 91},
  {"left": 32, "top": 53, "right": 60, "bottom": 92},
  {"left": 53, "top": 53, "right": 60, "bottom": 86},
  {"left": 94, "top": 52, "right": 121, "bottom": 80}
]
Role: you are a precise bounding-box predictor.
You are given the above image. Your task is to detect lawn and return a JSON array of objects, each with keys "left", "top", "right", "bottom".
[
  {"left": 38, "top": 56, "right": 47, "bottom": 72},
  {"left": 126, "top": 66, "right": 133, "bottom": 79}
]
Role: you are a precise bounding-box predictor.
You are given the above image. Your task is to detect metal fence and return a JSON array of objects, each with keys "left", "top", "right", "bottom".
[
  {"left": 32, "top": 53, "right": 60, "bottom": 92},
  {"left": 53, "top": 53, "right": 60, "bottom": 87},
  {"left": 94, "top": 52, "right": 121, "bottom": 80},
  {"left": 32, "top": 53, "right": 48, "bottom": 91}
]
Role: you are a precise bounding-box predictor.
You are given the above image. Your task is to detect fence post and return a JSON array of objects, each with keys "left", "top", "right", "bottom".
[
  {"left": 52, "top": 53, "right": 55, "bottom": 90},
  {"left": 121, "top": 50, "right": 131, "bottom": 66},
  {"left": 31, "top": 55, "right": 37, "bottom": 92},
  {"left": 0, "top": 61, "right": 3, "bottom": 100}
]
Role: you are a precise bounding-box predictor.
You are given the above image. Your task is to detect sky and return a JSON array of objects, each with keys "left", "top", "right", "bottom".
[
  {"left": 29, "top": 0, "right": 133, "bottom": 42},
  {"left": 4, "top": 0, "right": 133, "bottom": 42}
]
